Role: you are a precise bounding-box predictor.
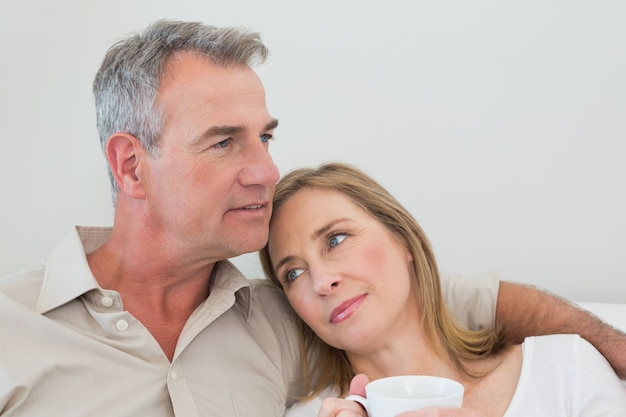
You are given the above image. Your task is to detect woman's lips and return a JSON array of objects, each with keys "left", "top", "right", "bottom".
[{"left": 329, "top": 294, "right": 367, "bottom": 324}]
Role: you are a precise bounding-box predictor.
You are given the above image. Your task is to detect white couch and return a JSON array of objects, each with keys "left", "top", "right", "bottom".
[{"left": 575, "top": 302, "right": 626, "bottom": 332}]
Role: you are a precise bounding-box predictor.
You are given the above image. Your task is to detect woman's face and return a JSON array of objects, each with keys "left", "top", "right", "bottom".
[{"left": 267, "top": 187, "right": 419, "bottom": 353}]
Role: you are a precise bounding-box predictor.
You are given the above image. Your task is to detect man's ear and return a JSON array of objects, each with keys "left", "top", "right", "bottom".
[{"left": 105, "top": 133, "right": 147, "bottom": 199}]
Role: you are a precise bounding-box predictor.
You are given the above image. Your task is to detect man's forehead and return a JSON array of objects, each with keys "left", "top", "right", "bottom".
[
  {"left": 157, "top": 54, "right": 267, "bottom": 115},
  {"left": 161, "top": 51, "right": 257, "bottom": 86}
]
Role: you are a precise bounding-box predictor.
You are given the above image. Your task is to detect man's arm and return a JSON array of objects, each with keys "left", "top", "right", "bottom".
[{"left": 496, "top": 281, "right": 626, "bottom": 379}]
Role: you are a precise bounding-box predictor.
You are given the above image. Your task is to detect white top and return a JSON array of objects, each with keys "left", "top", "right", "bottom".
[
  {"left": 286, "top": 335, "right": 626, "bottom": 417},
  {"left": 504, "top": 334, "right": 626, "bottom": 416}
]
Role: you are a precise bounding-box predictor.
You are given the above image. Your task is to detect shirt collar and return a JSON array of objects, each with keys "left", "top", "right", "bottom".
[
  {"left": 209, "top": 260, "right": 253, "bottom": 319},
  {"left": 36, "top": 226, "right": 253, "bottom": 317},
  {"left": 37, "top": 226, "right": 111, "bottom": 314}
]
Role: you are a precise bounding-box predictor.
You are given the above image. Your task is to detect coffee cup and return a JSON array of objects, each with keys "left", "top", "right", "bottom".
[{"left": 345, "top": 375, "right": 464, "bottom": 417}]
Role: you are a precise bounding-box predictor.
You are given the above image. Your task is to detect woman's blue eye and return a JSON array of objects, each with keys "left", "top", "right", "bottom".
[
  {"left": 286, "top": 269, "right": 304, "bottom": 282},
  {"left": 329, "top": 234, "right": 347, "bottom": 248}
]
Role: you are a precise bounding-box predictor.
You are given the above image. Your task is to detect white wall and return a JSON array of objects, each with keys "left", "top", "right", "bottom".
[{"left": 1, "top": 0, "right": 624, "bottom": 303}]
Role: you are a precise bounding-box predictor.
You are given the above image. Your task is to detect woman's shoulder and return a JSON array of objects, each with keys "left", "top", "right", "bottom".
[
  {"left": 511, "top": 335, "right": 626, "bottom": 414},
  {"left": 522, "top": 333, "right": 590, "bottom": 355}
]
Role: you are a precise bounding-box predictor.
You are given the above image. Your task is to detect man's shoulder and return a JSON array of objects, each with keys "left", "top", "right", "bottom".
[
  {"left": 0, "top": 260, "right": 46, "bottom": 309},
  {"left": 247, "top": 277, "right": 280, "bottom": 290},
  {"left": 247, "top": 278, "right": 288, "bottom": 303},
  {"left": 247, "top": 278, "right": 297, "bottom": 319}
]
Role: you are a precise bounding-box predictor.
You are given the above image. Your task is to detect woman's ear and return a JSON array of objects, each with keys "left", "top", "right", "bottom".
[
  {"left": 405, "top": 247, "right": 414, "bottom": 264},
  {"left": 105, "top": 133, "right": 147, "bottom": 200}
]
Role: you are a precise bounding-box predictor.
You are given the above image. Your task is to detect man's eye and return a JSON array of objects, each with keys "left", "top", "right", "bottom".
[
  {"left": 214, "top": 139, "right": 231, "bottom": 149},
  {"left": 260, "top": 133, "right": 273, "bottom": 143},
  {"left": 328, "top": 233, "right": 347, "bottom": 249}
]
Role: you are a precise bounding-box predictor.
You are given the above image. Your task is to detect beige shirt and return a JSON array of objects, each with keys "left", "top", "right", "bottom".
[{"left": 0, "top": 227, "right": 498, "bottom": 416}]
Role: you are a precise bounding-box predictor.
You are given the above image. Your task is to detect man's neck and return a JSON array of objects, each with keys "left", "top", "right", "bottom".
[{"left": 86, "top": 230, "right": 215, "bottom": 362}]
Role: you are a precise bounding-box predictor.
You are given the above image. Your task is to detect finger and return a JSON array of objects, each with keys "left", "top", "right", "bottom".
[
  {"left": 317, "top": 398, "right": 368, "bottom": 417},
  {"left": 348, "top": 373, "right": 369, "bottom": 396}
]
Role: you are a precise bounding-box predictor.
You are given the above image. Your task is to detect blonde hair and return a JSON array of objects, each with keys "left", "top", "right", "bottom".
[{"left": 259, "top": 162, "right": 504, "bottom": 398}]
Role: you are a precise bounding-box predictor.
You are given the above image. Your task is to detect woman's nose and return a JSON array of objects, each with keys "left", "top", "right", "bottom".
[{"left": 311, "top": 267, "right": 342, "bottom": 295}]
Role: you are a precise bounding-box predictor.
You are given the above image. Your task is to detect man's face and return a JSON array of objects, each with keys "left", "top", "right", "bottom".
[{"left": 139, "top": 52, "right": 280, "bottom": 262}]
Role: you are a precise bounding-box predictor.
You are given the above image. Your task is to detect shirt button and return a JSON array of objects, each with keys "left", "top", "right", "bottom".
[
  {"left": 101, "top": 296, "right": 113, "bottom": 307},
  {"left": 116, "top": 319, "right": 129, "bottom": 332},
  {"left": 170, "top": 370, "right": 179, "bottom": 381}
]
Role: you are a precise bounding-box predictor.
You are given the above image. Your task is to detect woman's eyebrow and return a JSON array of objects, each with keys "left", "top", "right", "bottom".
[
  {"left": 274, "top": 255, "right": 296, "bottom": 275},
  {"left": 273, "top": 218, "right": 353, "bottom": 272},
  {"left": 312, "top": 218, "right": 351, "bottom": 240}
]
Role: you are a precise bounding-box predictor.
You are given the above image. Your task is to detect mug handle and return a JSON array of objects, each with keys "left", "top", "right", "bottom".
[{"left": 345, "top": 394, "right": 368, "bottom": 412}]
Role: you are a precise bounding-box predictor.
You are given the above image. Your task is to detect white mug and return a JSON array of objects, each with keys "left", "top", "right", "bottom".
[{"left": 345, "top": 375, "right": 464, "bottom": 417}]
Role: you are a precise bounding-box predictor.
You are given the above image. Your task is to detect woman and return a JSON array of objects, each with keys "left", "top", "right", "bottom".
[{"left": 259, "top": 162, "right": 626, "bottom": 417}]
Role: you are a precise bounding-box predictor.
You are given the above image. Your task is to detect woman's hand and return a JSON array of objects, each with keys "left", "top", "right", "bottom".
[
  {"left": 325, "top": 374, "right": 485, "bottom": 417},
  {"left": 317, "top": 397, "right": 367, "bottom": 417},
  {"left": 317, "top": 374, "right": 369, "bottom": 417}
]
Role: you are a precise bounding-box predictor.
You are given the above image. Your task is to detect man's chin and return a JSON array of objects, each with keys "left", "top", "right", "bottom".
[{"left": 232, "top": 234, "right": 268, "bottom": 256}]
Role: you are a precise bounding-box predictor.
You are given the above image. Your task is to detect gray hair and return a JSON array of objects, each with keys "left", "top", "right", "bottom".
[{"left": 92, "top": 19, "right": 269, "bottom": 201}]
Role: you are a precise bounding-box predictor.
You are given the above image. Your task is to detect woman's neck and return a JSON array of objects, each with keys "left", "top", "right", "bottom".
[{"left": 346, "top": 325, "right": 464, "bottom": 382}]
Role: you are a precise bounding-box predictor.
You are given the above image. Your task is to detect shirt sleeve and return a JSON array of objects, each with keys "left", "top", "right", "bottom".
[{"left": 440, "top": 272, "right": 500, "bottom": 330}]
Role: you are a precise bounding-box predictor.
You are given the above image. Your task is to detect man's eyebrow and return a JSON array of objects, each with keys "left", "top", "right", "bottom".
[
  {"left": 202, "top": 125, "right": 244, "bottom": 137},
  {"left": 200, "top": 118, "right": 279, "bottom": 139},
  {"left": 265, "top": 118, "right": 279, "bottom": 131}
]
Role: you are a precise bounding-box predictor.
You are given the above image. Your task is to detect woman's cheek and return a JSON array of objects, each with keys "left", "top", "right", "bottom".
[
  {"left": 360, "top": 242, "right": 390, "bottom": 273},
  {"left": 288, "top": 291, "right": 315, "bottom": 322}
]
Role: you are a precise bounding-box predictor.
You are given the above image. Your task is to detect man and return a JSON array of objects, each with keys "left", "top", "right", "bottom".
[{"left": 1, "top": 19, "right": 624, "bottom": 417}]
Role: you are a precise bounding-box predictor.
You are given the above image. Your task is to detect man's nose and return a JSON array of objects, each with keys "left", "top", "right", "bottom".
[{"left": 240, "top": 140, "right": 280, "bottom": 187}]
